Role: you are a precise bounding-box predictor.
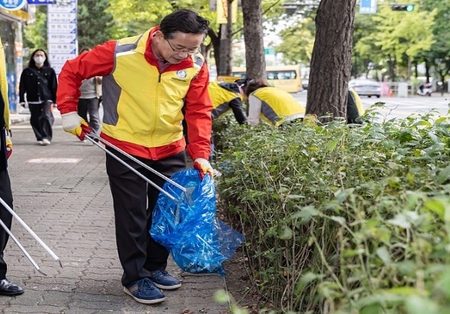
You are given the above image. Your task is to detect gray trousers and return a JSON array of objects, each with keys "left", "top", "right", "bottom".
[{"left": 78, "top": 98, "right": 101, "bottom": 134}]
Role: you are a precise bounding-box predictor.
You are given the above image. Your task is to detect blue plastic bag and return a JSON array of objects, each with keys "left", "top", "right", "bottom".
[{"left": 150, "top": 168, "right": 244, "bottom": 276}]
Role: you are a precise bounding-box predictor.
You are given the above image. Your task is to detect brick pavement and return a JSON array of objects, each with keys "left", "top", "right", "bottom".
[{"left": 0, "top": 113, "right": 231, "bottom": 313}]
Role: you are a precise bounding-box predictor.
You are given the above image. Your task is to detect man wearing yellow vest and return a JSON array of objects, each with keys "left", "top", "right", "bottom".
[
  {"left": 244, "top": 79, "right": 306, "bottom": 127},
  {"left": 0, "top": 37, "right": 24, "bottom": 296},
  {"left": 57, "top": 9, "right": 213, "bottom": 305},
  {"left": 208, "top": 81, "right": 247, "bottom": 124}
]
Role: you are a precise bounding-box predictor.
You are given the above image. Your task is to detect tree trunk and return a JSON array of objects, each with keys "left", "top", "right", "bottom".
[
  {"left": 306, "top": 0, "right": 356, "bottom": 122},
  {"left": 241, "top": 0, "right": 266, "bottom": 80},
  {"left": 425, "top": 61, "right": 431, "bottom": 83},
  {"left": 208, "top": 28, "right": 221, "bottom": 71}
]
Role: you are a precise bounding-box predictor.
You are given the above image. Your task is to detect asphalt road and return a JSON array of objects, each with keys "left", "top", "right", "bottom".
[{"left": 293, "top": 91, "right": 450, "bottom": 120}]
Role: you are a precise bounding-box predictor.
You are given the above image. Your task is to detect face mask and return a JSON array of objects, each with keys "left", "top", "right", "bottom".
[{"left": 34, "top": 56, "right": 46, "bottom": 64}]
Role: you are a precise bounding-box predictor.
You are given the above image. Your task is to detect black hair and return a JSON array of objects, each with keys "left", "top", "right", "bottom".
[
  {"left": 235, "top": 78, "right": 252, "bottom": 89},
  {"left": 160, "top": 9, "right": 210, "bottom": 40},
  {"left": 79, "top": 47, "right": 90, "bottom": 54},
  {"left": 244, "top": 79, "right": 270, "bottom": 96},
  {"left": 28, "top": 49, "right": 50, "bottom": 67}
]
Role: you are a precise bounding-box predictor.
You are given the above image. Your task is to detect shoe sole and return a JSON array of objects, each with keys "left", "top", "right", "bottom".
[
  {"left": 123, "top": 287, "right": 165, "bottom": 304},
  {"left": 153, "top": 282, "right": 182, "bottom": 290},
  {"left": 0, "top": 290, "right": 24, "bottom": 296}
]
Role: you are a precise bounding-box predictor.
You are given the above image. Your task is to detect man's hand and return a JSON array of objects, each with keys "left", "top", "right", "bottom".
[
  {"left": 61, "top": 112, "right": 92, "bottom": 141},
  {"left": 5, "top": 131, "right": 12, "bottom": 159},
  {"left": 194, "top": 158, "right": 214, "bottom": 180}
]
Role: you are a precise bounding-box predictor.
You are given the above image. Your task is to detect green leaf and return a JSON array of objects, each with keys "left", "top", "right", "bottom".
[
  {"left": 326, "top": 138, "right": 340, "bottom": 151},
  {"left": 376, "top": 246, "right": 392, "bottom": 265},
  {"left": 330, "top": 216, "right": 346, "bottom": 225},
  {"left": 278, "top": 226, "right": 293, "bottom": 240},
  {"left": 439, "top": 270, "right": 450, "bottom": 299},
  {"left": 291, "top": 206, "right": 319, "bottom": 220},
  {"left": 423, "top": 199, "right": 445, "bottom": 219},
  {"left": 295, "top": 272, "right": 324, "bottom": 293},
  {"left": 405, "top": 296, "right": 440, "bottom": 314},
  {"left": 387, "top": 214, "right": 411, "bottom": 229},
  {"left": 383, "top": 287, "right": 421, "bottom": 296},
  {"left": 437, "top": 165, "right": 450, "bottom": 184},
  {"left": 286, "top": 194, "right": 305, "bottom": 199},
  {"left": 334, "top": 188, "right": 355, "bottom": 204},
  {"left": 361, "top": 303, "right": 383, "bottom": 314}
]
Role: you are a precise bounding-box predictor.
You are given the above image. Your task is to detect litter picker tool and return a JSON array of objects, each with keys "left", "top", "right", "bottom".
[
  {"left": 0, "top": 197, "right": 62, "bottom": 275},
  {"left": 85, "top": 134, "right": 188, "bottom": 203}
]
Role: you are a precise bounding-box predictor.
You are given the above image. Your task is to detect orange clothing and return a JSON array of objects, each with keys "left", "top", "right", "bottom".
[{"left": 57, "top": 27, "right": 212, "bottom": 161}]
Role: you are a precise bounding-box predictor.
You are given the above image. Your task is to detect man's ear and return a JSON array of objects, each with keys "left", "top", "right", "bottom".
[{"left": 154, "top": 30, "right": 164, "bottom": 39}]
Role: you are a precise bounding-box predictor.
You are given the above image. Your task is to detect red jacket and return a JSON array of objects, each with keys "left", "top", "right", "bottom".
[{"left": 57, "top": 27, "right": 212, "bottom": 161}]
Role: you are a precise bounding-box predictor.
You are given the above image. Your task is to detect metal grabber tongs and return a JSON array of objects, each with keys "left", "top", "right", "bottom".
[
  {"left": 0, "top": 197, "right": 62, "bottom": 276},
  {"left": 84, "top": 133, "right": 189, "bottom": 203}
]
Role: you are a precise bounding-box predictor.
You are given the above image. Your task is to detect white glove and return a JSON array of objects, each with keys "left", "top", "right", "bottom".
[
  {"left": 194, "top": 157, "right": 214, "bottom": 180},
  {"left": 5, "top": 130, "right": 12, "bottom": 159},
  {"left": 61, "top": 112, "right": 91, "bottom": 141}
]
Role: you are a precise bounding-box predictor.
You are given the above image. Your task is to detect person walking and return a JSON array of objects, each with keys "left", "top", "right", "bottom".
[
  {"left": 19, "top": 49, "right": 58, "bottom": 145},
  {"left": 77, "top": 47, "right": 102, "bottom": 135},
  {"left": 209, "top": 80, "right": 247, "bottom": 124},
  {"left": 56, "top": 9, "right": 214, "bottom": 305},
  {"left": 0, "top": 37, "right": 24, "bottom": 296},
  {"left": 243, "top": 78, "right": 306, "bottom": 127}
]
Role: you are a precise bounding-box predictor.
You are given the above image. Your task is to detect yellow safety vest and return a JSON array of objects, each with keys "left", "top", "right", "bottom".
[
  {"left": 208, "top": 81, "right": 241, "bottom": 119},
  {"left": 101, "top": 31, "right": 204, "bottom": 148},
  {"left": 350, "top": 89, "right": 365, "bottom": 116},
  {"left": 252, "top": 87, "right": 305, "bottom": 126},
  {"left": 0, "top": 39, "right": 9, "bottom": 130}
]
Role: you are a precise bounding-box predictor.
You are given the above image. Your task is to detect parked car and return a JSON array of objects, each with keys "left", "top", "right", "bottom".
[
  {"left": 349, "top": 78, "right": 381, "bottom": 98},
  {"left": 302, "top": 78, "right": 309, "bottom": 91}
]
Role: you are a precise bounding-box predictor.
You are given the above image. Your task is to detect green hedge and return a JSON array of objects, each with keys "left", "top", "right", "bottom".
[{"left": 214, "top": 108, "right": 450, "bottom": 314}]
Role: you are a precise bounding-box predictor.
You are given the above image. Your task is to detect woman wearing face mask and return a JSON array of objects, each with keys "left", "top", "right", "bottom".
[{"left": 19, "top": 49, "right": 58, "bottom": 145}]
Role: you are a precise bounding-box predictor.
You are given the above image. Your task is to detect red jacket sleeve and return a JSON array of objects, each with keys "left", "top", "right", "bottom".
[
  {"left": 184, "top": 62, "right": 213, "bottom": 160},
  {"left": 56, "top": 41, "right": 116, "bottom": 114}
]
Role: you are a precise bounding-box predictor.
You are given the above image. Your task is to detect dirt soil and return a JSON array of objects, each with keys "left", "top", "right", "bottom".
[{"left": 223, "top": 248, "right": 262, "bottom": 313}]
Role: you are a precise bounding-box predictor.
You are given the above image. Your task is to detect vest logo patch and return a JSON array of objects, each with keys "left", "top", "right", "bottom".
[{"left": 176, "top": 70, "right": 187, "bottom": 79}]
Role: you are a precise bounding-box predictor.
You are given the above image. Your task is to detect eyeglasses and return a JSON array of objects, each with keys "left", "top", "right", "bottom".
[{"left": 165, "top": 38, "right": 198, "bottom": 55}]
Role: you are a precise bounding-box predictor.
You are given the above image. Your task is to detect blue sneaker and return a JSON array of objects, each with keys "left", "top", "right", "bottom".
[
  {"left": 149, "top": 270, "right": 181, "bottom": 290},
  {"left": 124, "top": 278, "right": 165, "bottom": 304}
]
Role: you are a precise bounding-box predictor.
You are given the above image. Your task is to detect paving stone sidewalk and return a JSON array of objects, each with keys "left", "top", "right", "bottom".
[{"left": 1, "top": 114, "right": 230, "bottom": 314}]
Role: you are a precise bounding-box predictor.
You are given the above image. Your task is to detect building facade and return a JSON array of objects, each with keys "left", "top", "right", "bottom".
[{"left": 0, "top": 7, "right": 28, "bottom": 113}]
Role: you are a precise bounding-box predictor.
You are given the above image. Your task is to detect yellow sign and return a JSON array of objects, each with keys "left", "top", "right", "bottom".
[
  {"left": 4, "top": 9, "right": 29, "bottom": 21},
  {"left": 216, "top": 0, "right": 238, "bottom": 24},
  {"left": 217, "top": 75, "right": 241, "bottom": 83}
]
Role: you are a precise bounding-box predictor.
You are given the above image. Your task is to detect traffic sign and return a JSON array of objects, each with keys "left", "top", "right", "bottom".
[
  {"left": 47, "top": 0, "right": 77, "bottom": 75},
  {"left": 0, "top": 0, "right": 27, "bottom": 11},
  {"left": 360, "top": 0, "right": 377, "bottom": 14},
  {"left": 27, "top": 0, "right": 55, "bottom": 4}
]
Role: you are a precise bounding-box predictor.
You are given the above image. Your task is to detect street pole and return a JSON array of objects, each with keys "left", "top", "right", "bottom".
[
  {"left": 219, "top": 23, "right": 227, "bottom": 76},
  {"left": 219, "top": 0, "right": 233, "bottom": 76}
]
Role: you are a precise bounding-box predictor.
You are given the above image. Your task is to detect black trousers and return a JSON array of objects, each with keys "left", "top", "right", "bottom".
[
  {"left": 105, "top": 149, "right": 186, "bottom": 286},
  {"left": 29, "top": 102, "right": 54, "bottom": 141},
  {"left": 0, "top": 170, "right": 13, "bottom": 280}
]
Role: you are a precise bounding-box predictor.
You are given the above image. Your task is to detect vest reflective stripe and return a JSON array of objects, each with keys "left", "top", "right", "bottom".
[
  {"left": 253, "top": 87, "right": 305, "bottom": 126},
  {"left": 101, "top": 31, "right": 204, "bottom": 148},
  {"left": 209, "top": 81, "right": 239, "bottom": 119}
]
